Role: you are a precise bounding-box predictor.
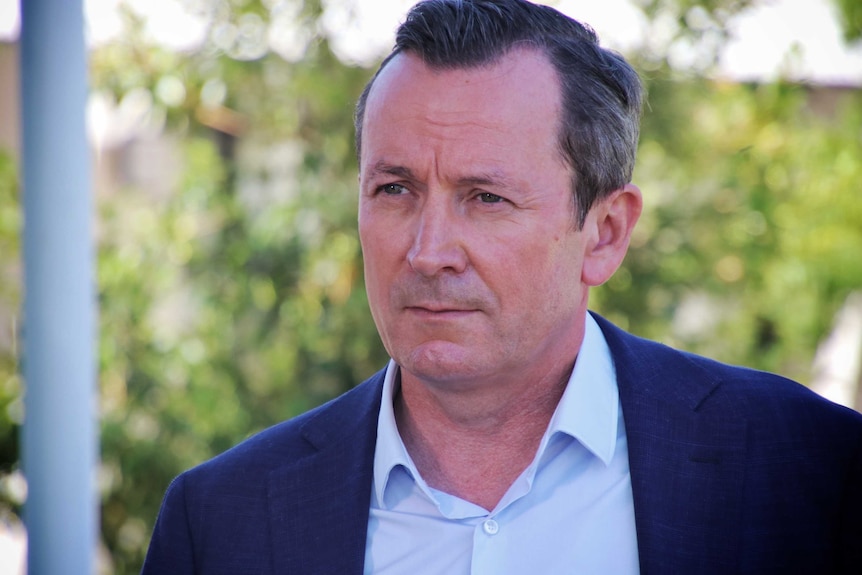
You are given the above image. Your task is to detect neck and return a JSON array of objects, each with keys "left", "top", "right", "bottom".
[{"left": 394, "top": 357, "right": 574, "bottom": 510}]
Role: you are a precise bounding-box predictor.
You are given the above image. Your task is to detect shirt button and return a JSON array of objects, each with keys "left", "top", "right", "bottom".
[{"left": 483, "top": 519, "right": 499, "bottom": 535}]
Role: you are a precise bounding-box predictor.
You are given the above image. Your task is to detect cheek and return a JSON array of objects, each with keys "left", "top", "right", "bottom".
[
  {"left": 479, "top": 248, "right": 551, "bottom": 311},
  {"left": 509, "top": 239, "right": 583, "bottom": 304},
  {"left": 360, "top": 226, "right": 404, "bottom": 313},
  {"left": 359, "top": 236, "right": 383, "bottom": 302}
]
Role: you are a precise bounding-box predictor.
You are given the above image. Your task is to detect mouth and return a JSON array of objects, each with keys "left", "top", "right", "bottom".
[{"left": 405, "top": 305, "right": 479, "bottom": 315}]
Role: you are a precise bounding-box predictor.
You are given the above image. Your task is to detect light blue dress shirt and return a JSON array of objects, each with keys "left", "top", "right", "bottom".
[{"left": 364, "top": 315, "right": 640, "bottom": 574}]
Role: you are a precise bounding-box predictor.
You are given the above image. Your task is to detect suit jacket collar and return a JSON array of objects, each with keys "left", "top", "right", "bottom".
[{"left": 594, "top": 313, "right": 748, "bottom": 574}]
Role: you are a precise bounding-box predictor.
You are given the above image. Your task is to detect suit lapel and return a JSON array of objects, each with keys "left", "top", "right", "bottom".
[
  {"left": 267, "top": 373, "right": 385, "bottom": 574},
  {"left": 595, "top": 314, "right": 748, "bottom": 575}
]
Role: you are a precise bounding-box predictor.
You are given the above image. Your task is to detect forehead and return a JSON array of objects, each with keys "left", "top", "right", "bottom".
[{"left": 360, "top": 49, "right": 563, "bottom": 166}]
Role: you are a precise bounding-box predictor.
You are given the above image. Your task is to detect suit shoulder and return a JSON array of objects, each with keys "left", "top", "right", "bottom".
[
  {"left": 680, "top": 348, "right": 861, "bottom": 425},
  {"left": 593, "top": 312, "right": 862, "bottom": 429},
  {"left": 177, "top": 370, "right": 385, "bottom": 491}
]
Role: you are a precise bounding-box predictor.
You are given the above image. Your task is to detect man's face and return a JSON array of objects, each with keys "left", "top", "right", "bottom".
[{"left": 358, "top": 49, "right": 596, "bottom": 389}]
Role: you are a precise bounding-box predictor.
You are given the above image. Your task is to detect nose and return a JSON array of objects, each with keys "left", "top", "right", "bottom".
[{"left": 407, "top": 197, "right": 468, "bottom": 277}]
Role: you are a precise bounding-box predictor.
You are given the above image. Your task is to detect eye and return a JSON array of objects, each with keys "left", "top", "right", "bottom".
[
  {"left": 477, "top": 192, "right": 505, "bottom": 204},
  {"left": 378, "top": 183, "right": 407, "bottom": 195}
]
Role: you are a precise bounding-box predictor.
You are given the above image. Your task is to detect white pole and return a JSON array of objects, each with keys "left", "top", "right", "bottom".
[{"left": 19, "top": 0, "right": 97, "bottom": 573}]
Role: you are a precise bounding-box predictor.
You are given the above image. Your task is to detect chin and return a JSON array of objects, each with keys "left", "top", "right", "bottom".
[{"left": 398, "top": 341, "right": 487, "bottom": 385}]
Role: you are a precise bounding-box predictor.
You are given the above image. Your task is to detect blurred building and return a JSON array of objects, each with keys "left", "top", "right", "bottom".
[{"left": 0, "top": 42, "right": 18, "bottom": 156}]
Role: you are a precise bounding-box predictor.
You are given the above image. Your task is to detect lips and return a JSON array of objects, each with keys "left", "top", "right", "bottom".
[{"left": 406, "top": 303, "right": 477, "bottom": 313}]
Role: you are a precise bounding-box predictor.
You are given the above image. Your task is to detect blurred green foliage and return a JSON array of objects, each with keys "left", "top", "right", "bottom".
[
  {"left": 0, "top": 150, "right": 21, "bottom": 511},
  {"left": 835, "top": 0, "right": 862, "bottom": 42},
  {"left": 0, "top": 0, "right": 860, "bottom": 573},
  {"left": 595, "top": 77, "right": 862, "bottom": 380},
  {"left": 88, "top": 2, "right": 388, "bottom": 570}
]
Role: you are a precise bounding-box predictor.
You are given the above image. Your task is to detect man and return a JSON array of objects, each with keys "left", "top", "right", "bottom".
[{"left": 142, "top": 1, "right": 862, "bottom": 573}]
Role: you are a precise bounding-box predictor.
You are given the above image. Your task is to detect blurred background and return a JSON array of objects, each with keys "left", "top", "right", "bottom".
[{"left": 0, "top": 0, "right": 861, "bottom": 572}]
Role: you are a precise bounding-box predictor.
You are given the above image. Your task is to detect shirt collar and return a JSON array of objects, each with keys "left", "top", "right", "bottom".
[
  {"left": 373, "top": 359, "right": 413, "bottom": 506},
  {"left": 372, "top": 313, "right": 619, "bottom": 506},
  {"left": 544, "top": 313, "right": 619, "bottom": 465}
]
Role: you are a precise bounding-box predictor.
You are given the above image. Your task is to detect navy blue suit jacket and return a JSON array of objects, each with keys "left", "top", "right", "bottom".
[{"left": 142, "top": 315, "right": 862, "bottom": 574}]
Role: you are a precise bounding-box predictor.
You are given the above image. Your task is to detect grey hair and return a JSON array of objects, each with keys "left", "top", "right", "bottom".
[{"left": 353, "top": 0, "right": 643, "bottom": 228}]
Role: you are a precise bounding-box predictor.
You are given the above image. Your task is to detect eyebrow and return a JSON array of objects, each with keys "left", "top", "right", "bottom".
[
  {"left": 368, "top": 160, "right": 516, "bottom": 189},
  {"left": 369, "top": 161, "right": 415, "bottom": 180}
]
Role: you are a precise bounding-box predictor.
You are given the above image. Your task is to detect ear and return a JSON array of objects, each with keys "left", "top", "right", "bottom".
[{"left": 581, "top": 184, "right": 642, "bottom": 287}]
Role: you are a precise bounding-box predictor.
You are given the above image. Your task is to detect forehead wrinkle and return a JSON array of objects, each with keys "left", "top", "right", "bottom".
[{"left": 420, "top": 111, "right": 503, "bottom": 135}]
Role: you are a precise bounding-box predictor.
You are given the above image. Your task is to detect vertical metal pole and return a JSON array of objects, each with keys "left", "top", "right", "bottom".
[{"left": 19, "top": 0, "right": 97, "bottom": 573}]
